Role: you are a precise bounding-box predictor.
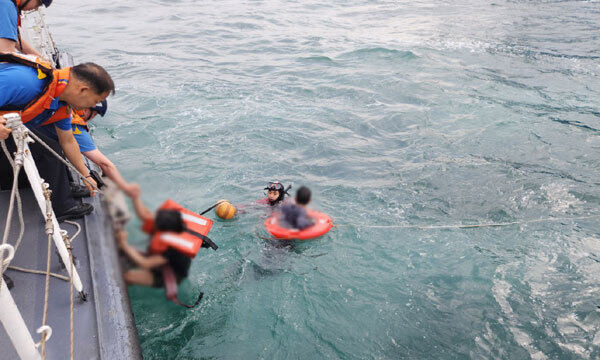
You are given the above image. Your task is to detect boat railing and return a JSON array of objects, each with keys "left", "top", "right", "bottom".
[{"left": 0, "top": 112, "right": 86, "bottom": 360}]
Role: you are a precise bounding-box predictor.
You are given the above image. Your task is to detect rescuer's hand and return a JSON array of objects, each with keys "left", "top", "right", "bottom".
[
  {"left": 124, "top": 183, "right": 141, "bottom": 198},
  {"left": 0, "top": 117, "right": 12, "bottom": 140},
  {"left": 84, "top": 176, "right": 98, "bottom": 197}
]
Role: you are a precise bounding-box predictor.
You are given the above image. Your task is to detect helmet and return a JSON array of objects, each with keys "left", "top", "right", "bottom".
[{"left": 90, "top": 100, "right": 108, "bottom": 117}]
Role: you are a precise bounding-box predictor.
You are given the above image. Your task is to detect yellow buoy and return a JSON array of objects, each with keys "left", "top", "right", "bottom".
[{"left": 215, "top": 200, "right": 236, "bottom": 220}]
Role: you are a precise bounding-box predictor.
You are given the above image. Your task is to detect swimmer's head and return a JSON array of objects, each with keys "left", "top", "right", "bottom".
[
  {"left": 295, "top": 186, "right": 311, "bottom": 206},
  {"left": 264, "top": 181, "right": 286, "bottom": 205},
  {"left": 267, "top": 189, "right": 280, "bottom": 202}
]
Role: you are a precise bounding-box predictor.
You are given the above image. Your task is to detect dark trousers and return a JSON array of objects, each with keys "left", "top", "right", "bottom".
[{"left": 0, "top": 129, "right": 77, "bottom": 215}]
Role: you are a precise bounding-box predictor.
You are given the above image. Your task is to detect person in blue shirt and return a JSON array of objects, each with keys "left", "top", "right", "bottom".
[
  {"left": 0, "top": 61, "right": 115, "bottom": 220},
  {"left": 0, "top": 0, "right": 52, "bottom": 56},
  {"left": 39, "top": 101, "right": 142, "bottom": 199},
  {"left": 280, "top": 186, "right": 315, "bottom": 230}
]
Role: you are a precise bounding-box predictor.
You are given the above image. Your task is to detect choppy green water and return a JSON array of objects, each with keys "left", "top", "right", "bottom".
[{"left": 46, "top": 0, "right": 600, "bottom": 358}]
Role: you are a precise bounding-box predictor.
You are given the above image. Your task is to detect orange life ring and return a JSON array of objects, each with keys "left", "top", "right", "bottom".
[{"left": 264, "top": 210, "right": 333, "bottom": 240}]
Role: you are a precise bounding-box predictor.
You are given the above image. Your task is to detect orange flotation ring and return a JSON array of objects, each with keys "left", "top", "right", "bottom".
[{"left": 264, "top": 210, "right": 333, "bottom": 240}]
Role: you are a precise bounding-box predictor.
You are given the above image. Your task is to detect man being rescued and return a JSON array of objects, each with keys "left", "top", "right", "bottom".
[
  {"left": 116, "top": 194, "right": 218, "bottom": 307},
  {"left": 280, "top": 186, "right": 315, "bottom": 230}
]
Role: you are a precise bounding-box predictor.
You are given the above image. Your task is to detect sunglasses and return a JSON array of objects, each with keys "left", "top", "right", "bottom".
[{"left": 265, "top": 182, "right": 283, "bottom": 191}]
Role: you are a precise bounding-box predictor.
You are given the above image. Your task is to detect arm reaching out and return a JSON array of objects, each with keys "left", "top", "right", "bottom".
[
  {"left": 132, "top": 195, "right": 154, "bottom": 223},
  {"left": 83, "top": 149, "right": 140, "bottom": 198},
  {"left": 55, "top": 126, "right": 97, "bottom": 195}
]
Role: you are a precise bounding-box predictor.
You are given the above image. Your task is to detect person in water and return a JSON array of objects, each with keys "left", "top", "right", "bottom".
[
  {"left": 280, "top": 186, "right": 314, "bottom": 230},
  {"left": 257, "top": 181, "right": 289, "bottom": 206},
  {"left": 116, "top": 196, "right": 191, "bottom": 287}
]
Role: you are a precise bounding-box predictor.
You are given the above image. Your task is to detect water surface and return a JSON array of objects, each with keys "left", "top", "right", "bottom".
[{"left": 47, "top": 0, "right": 600, "bottom": 358}]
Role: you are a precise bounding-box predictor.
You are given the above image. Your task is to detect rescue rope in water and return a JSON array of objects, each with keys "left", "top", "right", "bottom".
[{"left": 335, "top": 214, "right": 600, "bottom": 230}]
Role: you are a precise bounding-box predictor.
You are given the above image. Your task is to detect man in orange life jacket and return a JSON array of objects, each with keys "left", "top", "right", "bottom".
[
  {"left": 0, "top": 0, "right": 51, "bottom": 56},
  {"left": 0, "top": 57, "right": 114, "bottom": 220},
  {"left": 116, "top": 195, "right": 216, "bottom": 288},
  {"left": 116, "top": 195, "right": 216, "bottom": 308},
  {"left": 116, "top": 195, "right": 217, "bottom": 308}
]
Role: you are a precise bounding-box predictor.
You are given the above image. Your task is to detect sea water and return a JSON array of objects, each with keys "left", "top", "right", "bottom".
[{"left": 46, "top": 0, "right": 600, "bottom": 358}]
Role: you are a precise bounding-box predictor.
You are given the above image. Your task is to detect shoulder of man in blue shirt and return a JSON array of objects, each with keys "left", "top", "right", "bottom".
[
  {"left": 0, "top": 0, "right": 18, "bottom": 42},
  {"left": 1, "top": 64, "right": 71, "bottom": 129},
  {"left": 0, "top": 64, "right": 46, "bottom": 108},
  {"left": 36, "top": 116, "right": 71, "bottom": 138},
  {"left": 71, "top": 124, "right": 97, "bottom": 153}
]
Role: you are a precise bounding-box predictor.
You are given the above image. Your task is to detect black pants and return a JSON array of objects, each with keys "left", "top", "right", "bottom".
[{"left": 0, "top": 129, "right": 77, "bottom": 215}]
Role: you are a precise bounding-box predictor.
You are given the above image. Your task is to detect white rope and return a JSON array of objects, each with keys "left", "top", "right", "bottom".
[
  {"left": 0, "top": 138, "right": 24, "bottom": 289},
  {"left": 1, "top": 140, "right": 22, "bottom": 247},
  {"left": 1, "top": 117, "right": 84, "bottom": 359},
  {"left": 1, "top": 139, "right": 26, "bottom": 254},
  {"left": 26, "top": 130, "right": 106, "bottom": 196},
  {"left": 63, "top": 220, "right": 81, "bottom": 244},
  {"left": 7, "top": 266, "right": 69, "bottom": 282},
  {"left": 5, "top": 220, "right": 81, "bottom": 283},
  {"left": 61, "top": 230, "right": 75, "bottom": 360},
  {"left": 40, "top": 185, "right": 53, "bottom": 360},
  {"left": 336, "top": 215, "right": 600, "bottom": 230}
]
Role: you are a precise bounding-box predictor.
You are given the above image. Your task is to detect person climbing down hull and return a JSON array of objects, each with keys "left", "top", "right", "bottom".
[{"left": 118, "top": 197, "right": 217, "bottom": 308}]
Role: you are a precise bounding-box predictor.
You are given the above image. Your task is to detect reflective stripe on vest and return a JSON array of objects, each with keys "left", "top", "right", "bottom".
[{"left": 148, "top": 199, "right": 214, "bottom": 258}]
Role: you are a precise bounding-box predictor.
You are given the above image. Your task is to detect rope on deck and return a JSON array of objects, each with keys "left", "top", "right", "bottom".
[
  {"left": 1, "top": 122, "right": 85, "bottom": 359},
  {"left": 40, "top": 184, "right": 53, "bottom": 359},
  {"left": 27, "top": 130, "right": 106, "bottom": 196}
]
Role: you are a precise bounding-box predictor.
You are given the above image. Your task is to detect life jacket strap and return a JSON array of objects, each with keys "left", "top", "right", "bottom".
[
  {"left": 162, "top": 265, "right": 203, "bottom": 309},
  {"left": 184, "top": 228, "right": 218, "bottom": 250}
]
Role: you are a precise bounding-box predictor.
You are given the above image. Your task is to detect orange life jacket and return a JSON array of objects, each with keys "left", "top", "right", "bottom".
[
  {"left": 70, "top": 111, "right": 89, "bottom": 132},
  {"left": 0, "top": 53, "right": 70, "bottom": 126},
  {"left": 42, "top": 108, "right": 85, "bottom": 129},
  {"left": 148, "top": 199, "right": 214, "bottom": 258},
  {"left": 71, "top": 110, "right": 86, "bottom": 126}
]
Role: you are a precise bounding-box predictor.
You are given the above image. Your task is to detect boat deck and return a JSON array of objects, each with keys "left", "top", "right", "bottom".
[{"left": 0, "top": 187, "right": 141, "bottom": 359}]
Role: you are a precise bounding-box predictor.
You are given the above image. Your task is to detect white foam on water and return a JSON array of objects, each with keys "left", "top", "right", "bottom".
[
  {"left": 493, "top": 264, "right": 548, "bottom": 359},
  {"left": 541, "top": 183, "right": 584, "bottom": 213}
]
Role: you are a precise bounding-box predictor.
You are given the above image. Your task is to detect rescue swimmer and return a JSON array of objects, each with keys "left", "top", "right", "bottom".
[
  {"left": 0, "top": 52, "right": 115, "bottom": 220},
  {"left": 256, "top": 181, "right": 291, "bottom": 207},
  {"left": 116, "top": 194, "right": 218, "bottom": 308}
]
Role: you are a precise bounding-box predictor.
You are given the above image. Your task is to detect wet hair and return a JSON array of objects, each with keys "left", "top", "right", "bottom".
[
  {"left": 154, "top": 210, "right": 184, "bottom": 232},
  {"left": 295, "top": 186, "right": 311, "bottom": 205},
  {"left": 71, "top": 63, "right": 115, "bottom": 95}
]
